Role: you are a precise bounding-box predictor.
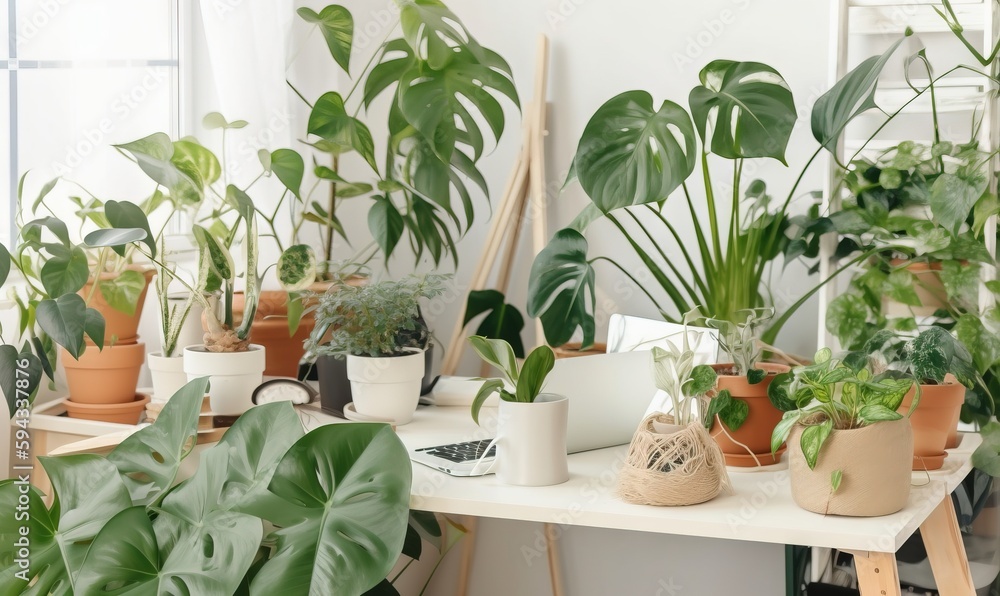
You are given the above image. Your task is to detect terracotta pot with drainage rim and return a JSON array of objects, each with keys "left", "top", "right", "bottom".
[
  {"left": 708, "top": 362, "right": 790, "bottom": 467},
  {"left": 898, "top": 375, "right": 965, "bottom": 471},
  {"left": 61, "top": 342, "right": 146, "bottom": 405}
]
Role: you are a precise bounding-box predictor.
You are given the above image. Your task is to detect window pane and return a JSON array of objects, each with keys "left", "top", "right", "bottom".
[
  {"left": 0, "top": 75, "right": 9, "bottom": 248},
  {"left": 1, "top": 4, "right": 10, "bottom": 60},
  {"left": 16, "top": 66, "right": 175, "bottom": 217},
  {"left": 14, "top": 1, "right": 174, "bottom": 61}
]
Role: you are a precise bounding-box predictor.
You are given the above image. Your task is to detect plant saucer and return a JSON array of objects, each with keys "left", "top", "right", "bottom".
[
  {"left": 343, "top": 402, "right": 397, "bottom": 424},
  {"left": 724, "top": 448, "right": 787, "bottom": 472},
  {"left": 913, "top": 452, "right": 947, "bottom": 471}
]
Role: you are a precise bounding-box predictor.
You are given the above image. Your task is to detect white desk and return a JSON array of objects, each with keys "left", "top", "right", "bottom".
[{"left": 303, "top": 404, "right": 982, "bottom": 596}]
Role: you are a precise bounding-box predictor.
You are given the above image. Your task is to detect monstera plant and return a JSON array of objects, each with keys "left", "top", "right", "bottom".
[
  {"left": 291, "top": 0, "right": 520, "bottom": 269},
  {"left": 0, "top": 378, "right": 412, "bottom": 595},
  {"left": 528, "top": 36, "right": 914, "bottom": 349}
]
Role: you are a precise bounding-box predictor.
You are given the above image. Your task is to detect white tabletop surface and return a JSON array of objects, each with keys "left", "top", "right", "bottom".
[{"left": 300, "top": 404, "right": 980, "bottom": 553}]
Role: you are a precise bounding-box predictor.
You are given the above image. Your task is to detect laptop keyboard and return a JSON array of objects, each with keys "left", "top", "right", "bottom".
[{"left": 415, "top": 439, "right": 496, "bottom": 463}]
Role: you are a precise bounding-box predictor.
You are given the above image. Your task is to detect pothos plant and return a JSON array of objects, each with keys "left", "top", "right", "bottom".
[
  {"left": 527, "top": 34, "right": 929, "bottom": 349},
  {"left": 0, "top": 175, "right": 158, "bottom": 415},
  {"left": 0, "top": 378, "right": 412, "bottom": 595},
  {"left": 468, "top": 336, "right": 556, "bottom": 425},
  {"left": 646, "top": 309, "right": 745, "bottom": 431},
  {"left": 768, "top": 348, "right": 916, "bottom": 472},
  {"left": 705, "top": 307, "right": 774, "bottom": 382},
  {"left": 861, "top": 327, "right": 982, "bottom": 388},
  {"left": 290, "top": 0, "right": 520, "bottom": 269}
]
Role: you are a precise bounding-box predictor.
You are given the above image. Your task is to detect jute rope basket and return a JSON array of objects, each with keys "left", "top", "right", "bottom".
[{"left": 619, "top": 413, "right": 732, "bottom": 507}]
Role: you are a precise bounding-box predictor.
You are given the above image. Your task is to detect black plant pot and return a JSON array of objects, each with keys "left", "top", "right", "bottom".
[
  {"left": 317, "top": 354, "right": 352, "bottom": 417},
  {"left": 317, "top": 344, "right": 437, "bottom": 417}
]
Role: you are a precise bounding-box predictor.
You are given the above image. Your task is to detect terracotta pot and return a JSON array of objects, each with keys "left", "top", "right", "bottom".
[
  {"left": 79, "top": 268, "right": 155, "bottom": 345},
  {"left": 64, "top": 393, "right": 151, "bottom": 425},
  {"left": 898, "top": 376, "right": 965, "bottom": 471},
  {"left": 553, "top": 342, "right": 607, "bottom": 359},
  {"left": 884, "top": 259, "right": 948, "bottom": 317},
  {"left": 61, "top": 342, "right": 146, "bottom": 404},
  {"left": 788, "top": 418, "right": 912, "bottom": 516},
  {"left": 708, "top": 362, "right": 790, "bottom": 467}
]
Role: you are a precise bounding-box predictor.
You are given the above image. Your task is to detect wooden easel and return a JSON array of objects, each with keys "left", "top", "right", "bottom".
[
  {"left": 441, "top": 34, "right": 550, "bottom": 377},
  {"left": 446, "top": 34, "right": 567, "bottom": 596}
]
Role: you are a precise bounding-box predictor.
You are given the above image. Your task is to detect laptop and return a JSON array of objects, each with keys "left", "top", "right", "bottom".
[{"left": 410, "top": 350, "right": 658, "bottom": 476}]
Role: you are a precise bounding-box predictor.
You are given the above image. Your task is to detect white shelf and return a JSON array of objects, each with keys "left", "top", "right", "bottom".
[{"left": 850, "top": 3, "right": 984, "bottom": 34}]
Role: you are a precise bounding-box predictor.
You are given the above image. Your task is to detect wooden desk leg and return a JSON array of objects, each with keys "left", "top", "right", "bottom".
[
  {"left": 920, "top": 496, "right": 976, "bottom": 596},
  {"left": 544, "top": 523, "right": 566, "bottom": 596},
  {"left": 455, "top": 516, "right": 478, "bottom": 596},
  {"left": 848, "top": 550, "right": 901, "bottom": 596}
]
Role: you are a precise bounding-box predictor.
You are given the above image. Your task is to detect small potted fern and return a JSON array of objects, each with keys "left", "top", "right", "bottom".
[
  {"left": 307, "top": 275, "right": 447, "bottom": 424},
  {"left": 705, "top": 308, "right": 790, "bottom": 467}
]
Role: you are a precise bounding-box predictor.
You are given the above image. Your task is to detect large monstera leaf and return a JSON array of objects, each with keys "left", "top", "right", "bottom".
[
  {"left": 398, "top": 47, "right": 518, "bottom": 162},
  {"left": 398, "top": 0, "right": 485, "bottom": 69},
  {"left": 250, "top": 424, "right": 411, "bottom": 596},
  {"left": 574, "top": 91, "right": 697, "bottom": 213},
  {"left": 688, "top": 60, "right": 796, "bottom": 163},
  {"left": 527, "top": 228, "right": 597, "bottom": 348},
  {"left": 0, "top": 455, "right": 132, "bottom": 594},
  {"left": 75, "top": 505, "right": 260, "bottom": 596}
]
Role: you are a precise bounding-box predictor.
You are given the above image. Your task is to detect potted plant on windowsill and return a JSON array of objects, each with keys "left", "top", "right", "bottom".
[
  {"left": 862, "top": 327, "right": 982, "bottom": 469},
  {"left": 469, "top": 337, "right": 566, "bottom": 487},
  {"left": 704, "top": 308, "right": 790, "bottom": 467},
  {"left": 307, "top": 274, "right": 447, "bottom": 425},
  {"left": 769, "top": 348, "right": 917, "bottom": 516},
  {"left": 617, "top": 309, "right": 730, "bottom": 506}
]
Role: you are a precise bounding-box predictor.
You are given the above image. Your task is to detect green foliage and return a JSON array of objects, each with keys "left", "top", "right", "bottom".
[
  {"left": 297, "top": 0, "right": 519, "bottom": 267},
  {"left": 0, "top": 378, "right": 412, "bottom": 595},
  {"left": 463, "top": 290, "right": 526, "bottom": 358},
  {"left": 277, "top": 244, "right": 317, "bottom": 292},
  {"left": 467, "top": 336, "right": 556, "bottom": 425},
  {"left": 308, "top": 274, "right": 448, "bottom": 358},
  {"left": 705, "top": 308, "right": 774, "bottom": 376},
  {"left": 526, "top": 228, "right": 596, "bottom": 348},
  {"left": 768, "top": 350, "right": 916, "bottom": 469}
]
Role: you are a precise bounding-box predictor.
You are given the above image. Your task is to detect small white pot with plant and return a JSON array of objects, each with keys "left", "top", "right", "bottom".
[
  {"left": 308, "top": 274, "right": 447, "bottom": 425},
  {"left": 618, "top": 309, "right": 732, "bottom": 507},
  {"left": 469, "top": 336, "right": 567, "bottom": 487}
]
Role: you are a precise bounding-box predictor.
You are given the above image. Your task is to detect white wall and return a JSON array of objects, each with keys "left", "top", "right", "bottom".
[{"left": 286, "top": 0, "right": 834, "bottom": 374}]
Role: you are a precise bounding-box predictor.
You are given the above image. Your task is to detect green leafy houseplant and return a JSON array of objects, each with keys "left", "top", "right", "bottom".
[
  {"left": 468, "top": 336, "right": 556, "bottom": 425},
  {"left": 768, "top": 348, "right": 916, "bottom": 469},
  {"left": 0, "top": 378, "right": 412, "bottom": 594},
  {"left": 862, "top": 327, "right": 981, "bottom": 388},
  {"left": 290, "top": 0, "right": 519, "bottom": 269},
  {"left": 527, "top": 35, "right": 914, "bottom": 349},
  {"left": 706, "top": 307, "right": 774, "bottom": 382},
  {"left": 307, "top": 274, "right": 448, "bottom": 359}
]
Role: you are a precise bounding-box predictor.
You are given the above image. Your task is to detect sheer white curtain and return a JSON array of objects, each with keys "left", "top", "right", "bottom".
[{"left": 196, "top": 0, "right": 295, "bottom": 186}]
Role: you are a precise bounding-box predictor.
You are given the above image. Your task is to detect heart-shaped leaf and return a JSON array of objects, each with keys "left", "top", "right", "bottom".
[
  {"left": 270, "top": 149, "right": 305, "bottom": 199},
  {"left": 106, "top": 199, "right": 158, "bottom": 258},
  {"left": 574, "top": 91, "right": 697, "bottom": 212},
  {"left": 464, "top": 290, "right": 525, "bottom": 358},
  {"left": 799, "top": 419, "right": 834, "bottom": 470},
  {"left": 36, "top": 294, "right": 88, "bottom": 359},
  {"left": 277, "top": 244, "right": 317, "bottom": 293},
  {"left": 39, "top": 245, "right": 89, "bottom": 297},
  {"left": 689, "top": 60, "right": 796, "bottom": 162},
  {"left": 931, "top": 171, "right": 988, "bottom": 236},
  {"left": 251, "top": 424, "right": 411, "bottom": 596},
  {"left": 308, "top": 92, "right": 378, "bottom": 172},
  {"left": 527, "top": 228, "right": 596, "bottom": 348},
  {"left": 0, "top": 345, "right": 42, "bottom": 416},
  {"left": 96, "top": 269, "right": 148, "bottom": 317},
  {"left": 298, "top": 5, "right": 354, "bottom": 73}
]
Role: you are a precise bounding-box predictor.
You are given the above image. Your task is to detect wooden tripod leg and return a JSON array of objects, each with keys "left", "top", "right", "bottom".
[
  {"left": 921, "top": 496, "right": 976, "bottom": 596},
  {"left": 455, "top": 516, "right": 479, "bottom": 596},
  {"left": 848, "top": 550, "right": 901, "bottom": 596}
]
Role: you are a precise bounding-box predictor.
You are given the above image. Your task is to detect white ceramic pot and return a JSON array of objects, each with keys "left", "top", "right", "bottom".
[
  {"left": 346, "top": 349, "right": 424, "bottom": 425},
  {"left": 156, "top": 292, "right": 207, "bottom": 355},
  {"left": 148, "top": 352, "right": 188, "bottom": 402},
  {"left": 496, "top": 394, "right": 569, "bottom": 487},
  {"left": 183, "top": 344, "right": 265, "bottom": 415}
]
